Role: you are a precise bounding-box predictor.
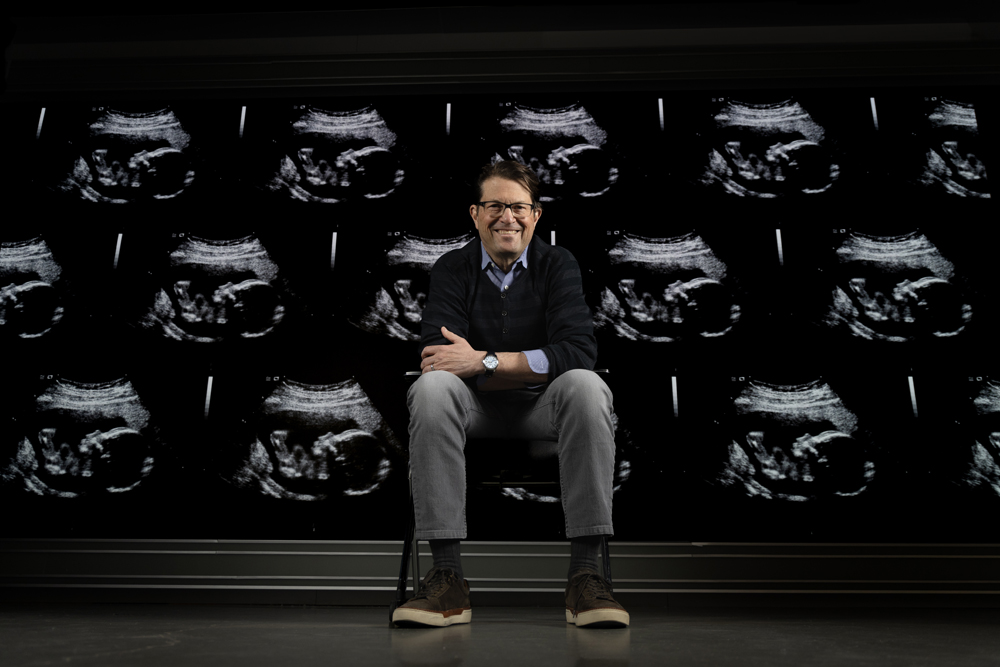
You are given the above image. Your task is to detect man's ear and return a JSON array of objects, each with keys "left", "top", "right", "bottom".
[{"left": 469, "top": 204, "right": 479, "bottom": 226}]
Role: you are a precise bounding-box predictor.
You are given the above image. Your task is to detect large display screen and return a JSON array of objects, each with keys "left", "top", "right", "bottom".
[{"left": 1, "top": 90, "right": 996, "bottom": 541}]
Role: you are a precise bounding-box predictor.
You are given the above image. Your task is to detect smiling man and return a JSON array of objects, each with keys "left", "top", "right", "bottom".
[{"left": 393, "top": 160, "right": 627, "bottom": 629}]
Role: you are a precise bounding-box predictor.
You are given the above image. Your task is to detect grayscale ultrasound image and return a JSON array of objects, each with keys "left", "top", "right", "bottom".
[
  {"left": 495, "top": 102, "right": 617, "bottom": 200},
  {"left": 698, "top": 97, "right": 840, "bottom": 198},
  {"left": 593, "top": 232, "right": 740, "bottom": 343},
  {"left": 820, "top": 231, "right": 971, "bottom": 342},
  {"left": 0, "top": 237, "right": 64, "bottom": 339},
  {"left": 965, "top": 378, "right": 1000, "bottom": 497},
  {"left": 878, "top": 96, "right": 991, "bottom": 199},
  {"left": 54, "top": 107, "right": 198, "bottom": 204},
  {"left": 135, "top": 234, "right": 289, "bottom": 343},
  {"left": 717, "top": 379, "right": 873, "bottom": 502},
  {"left": 350, "top": 232, "right": 475, "bottom": 341},
  {"left": 262, "top": 105, "right": 405, "bottom": 203},
  {"left": 0, "top": 377, "right": 155, "bottom": 498},
  {"left": 220, "top": 378, "right": 401, "bottom": 501}
]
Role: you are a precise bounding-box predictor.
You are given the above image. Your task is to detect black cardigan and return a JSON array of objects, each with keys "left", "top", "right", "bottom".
[{"left": 419, "top": 237, "right": 597, "bottom": 384}]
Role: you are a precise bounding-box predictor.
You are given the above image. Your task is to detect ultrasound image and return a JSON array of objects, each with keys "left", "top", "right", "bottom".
[
  {"left": 967, "top": 378, "right": 1000, "bottom": 497},
  {"left": 593, "top": 233, "right": 740, "bottom": 342},
  {"left": 697, "top": 97, "right": 840, "bottom": 198},
  {"left": 265, "top": 106, "right": 405, "bottom": 203},
  {"left": 56, "top": 107, "right": 197, "bottom": 203},
  {"left": 137, "top": 235, "right": 288, "bottom": 343},
  {"left": 0, "top": 237, "right": 64, "bottom": 339},
  {"left": 0, "top": 377, "right": 155, "bottom": 498},
  {"left": 905, "top": 98, "right": 990, "bottom": 198},
  {"left": 351, "top": 232, "right": 475, "bottom": 341},
  {"left": 222, "top": 378, "right": 401, "bottom": 501},
  {"left": 821, "top": 231, "right": 971, "bottom": 342},
  {"left": 494, "top": 103, "right": 618, "bottom": 200},
  {"left": 719, "top": 379, "right": 873, "bottom": 501}
]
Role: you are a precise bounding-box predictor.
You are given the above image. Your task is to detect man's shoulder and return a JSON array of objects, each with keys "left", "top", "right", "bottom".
[
  {"left": 432, "top": 237, "right": 480, "bottom": 272},
  {"left": 530, "top": 237, "right": 580, "bottom": 271}
]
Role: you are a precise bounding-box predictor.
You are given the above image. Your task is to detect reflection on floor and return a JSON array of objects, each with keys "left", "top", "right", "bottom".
[{"left": 2, "top": 604, "right": 1000, "bottom": 667}]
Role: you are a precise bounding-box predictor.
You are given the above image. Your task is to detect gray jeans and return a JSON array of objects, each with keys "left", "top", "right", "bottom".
[{"left": 406, "top": 369, "right": 615, "bottom": 540}]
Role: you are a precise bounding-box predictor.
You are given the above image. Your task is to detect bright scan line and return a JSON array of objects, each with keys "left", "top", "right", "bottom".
[
  {"left": 240, "top": 106, "right": 247, "bottom": 138},
  {"left": 113, "top": 234, "right": 123, "bottom": 269},
  {"left": 204, "top": 376, "right": 214, "bottom": 419},
  {"left": 658, "top": 98, "right": 665, "bottom": 131},
  {"left": 671, "top": 376, "right": 679, "bottom": 418},
  {"left": 908, "top": 376, "right": 919, "bottom": 418},
  {"left": 331, "top": 232, "right": 338, "bottom": 270},
  {"left": 775, "top": 229, "right": 785, "bottom": 266},
  {"left": 446, "top": 103, "right": 452, "bottom": 136},
  {"left": 870, "top": 98, "right": 879, "bottom": 131},
  {"left": 36, "top": 108, "right": 46, "bottom": 139},
  {"left": 550, "top": 231, "right": 556, "bottom": 246}
]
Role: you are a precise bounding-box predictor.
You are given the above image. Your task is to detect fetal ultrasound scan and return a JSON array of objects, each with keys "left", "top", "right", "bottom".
[
  {"left": 875, "top": 95, "right": 991, "bottom": 199},
  {"left": 212, "top": 375, "right": 403, "bottom": 502},
  {"left": 32, "top": 104, "right": 232, "bottom": 207},
  {"left": 809, "top": 229, "right": 974, "bottom": 344},
  {"left": 341, "top": 231, "right": 476, "bottom": 342},
  {"left": 0, "top": 375, "right": 157, "bottom": 499},
  {"left": 0, "top": 237, "right": 65, "bottom": 340},
  {"left": 453, "top": 97, "right": 635, "bottom": 204},
  {"left": 664, "top": 93, "right": 869, "bottom": 201},
  {"left": 118, "top": 233, "right": 301, "bottom": 347},
  {"left": 242, "top": 102, "right": 419, "bottom": 206}
]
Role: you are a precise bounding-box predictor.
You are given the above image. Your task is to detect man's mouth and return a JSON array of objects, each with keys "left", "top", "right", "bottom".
[{"left": 494, "top": 229, "right": 521, "bottom": 236}]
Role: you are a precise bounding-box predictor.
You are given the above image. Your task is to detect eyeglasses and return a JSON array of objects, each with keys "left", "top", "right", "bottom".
[{"left": 477, "top": 201, "right": 536, "bottom": 219}]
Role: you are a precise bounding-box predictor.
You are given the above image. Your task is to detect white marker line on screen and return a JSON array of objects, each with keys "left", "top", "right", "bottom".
[
  {"left": 550, "top": 231, "right": 556, "bottom": 246},
  {"left": 775, "top": 229, "right": 785, "bottom": 266},
  {"left": 114, "top": 233, "right": 123, "bottom": 269},
  {"left": 240, "top": 106, "right": 247, "bottom": 138},
  {"left": 36, "top": 108, "right": 46, "bottom": 139},
  {"left": 870, "top": 98, "right": 879, "bottom": 131},
  {"left": 908, "top": 375, "right": 918, "bottom": 418},
  {"left": 658, "top": 98, "right": 665, "bottom": 131},
  {"left": 331, "top": 232, "right": 338, "bottom": 270},
  {"left": 671, "top": 375, "right": 679, "bottom": 418},
  {"left": 446, "top": 103, "right": 452, "bottom": 136},
  {"left": 204, "top": 376, "right": 214, "bottom": 419}
]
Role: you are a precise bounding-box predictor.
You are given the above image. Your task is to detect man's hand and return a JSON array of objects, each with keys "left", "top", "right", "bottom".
[{"left": 420, "top": 326, "right": 485, "bottom": 378}]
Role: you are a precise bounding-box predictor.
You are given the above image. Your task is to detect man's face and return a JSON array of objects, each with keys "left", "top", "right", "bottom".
[{"left": 469, "top": 177, "right": 541, "bottom": 267}]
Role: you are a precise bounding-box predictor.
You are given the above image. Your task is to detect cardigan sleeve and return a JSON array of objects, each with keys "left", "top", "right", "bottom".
[
  {"left": 538, "top": 247, "right": 598, "bottom": 379},
  {"left": 417, "top": 249, "right": 471, "bottom": 357}
]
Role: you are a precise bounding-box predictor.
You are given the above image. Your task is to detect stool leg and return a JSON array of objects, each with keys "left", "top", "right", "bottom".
[{"left": 390, "top": 476, "right": 417, "bottom": 626}]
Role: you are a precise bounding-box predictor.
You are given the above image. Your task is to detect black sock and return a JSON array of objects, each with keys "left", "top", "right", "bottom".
[
  {"left": 429, "top": 539, "right": 464, "bottom": 581},
  {"left": 569, "top": 536, "right": 602, "bottom": 577}
]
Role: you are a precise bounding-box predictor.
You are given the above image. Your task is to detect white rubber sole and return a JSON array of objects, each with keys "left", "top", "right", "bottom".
[
  {"left": 392, "top": 607, "right": 472, "bottom": 627},
  {"left": 566, "top": 607, "right": 630, "bottom": 628}
]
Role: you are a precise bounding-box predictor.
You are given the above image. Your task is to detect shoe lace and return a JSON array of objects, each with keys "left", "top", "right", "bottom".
[
  {"left": 413, "top": 568, "right": 453, "bottom": 600},
  {"left": 579, "top": 573, "right": 615, "bottom": 601}
]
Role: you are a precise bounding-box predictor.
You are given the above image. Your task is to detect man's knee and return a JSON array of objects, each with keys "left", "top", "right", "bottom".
[
  {"left": 551, "top": 369, "right": 612, "bottom": 410},
  {"left": 407, "top": 371, "right": 468, "bottom": 413}
]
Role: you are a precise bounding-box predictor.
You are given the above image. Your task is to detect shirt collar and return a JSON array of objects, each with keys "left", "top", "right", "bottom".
[{"left": 480, "top": 242, "right": 530, "bottom": 271}]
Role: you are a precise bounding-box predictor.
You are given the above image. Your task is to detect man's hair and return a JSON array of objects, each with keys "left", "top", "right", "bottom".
[{"left": 475, "top": 160, "right": 543, "bottom": 209}]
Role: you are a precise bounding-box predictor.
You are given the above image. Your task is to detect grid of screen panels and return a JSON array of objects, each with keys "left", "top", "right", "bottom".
[{"left": 0, "top": 90, "right": 996, "bottom": 541}]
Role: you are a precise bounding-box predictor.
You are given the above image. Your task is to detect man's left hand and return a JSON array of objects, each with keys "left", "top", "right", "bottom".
[{"left": 420, "top": 326, "right": 485, "bottom": 378}]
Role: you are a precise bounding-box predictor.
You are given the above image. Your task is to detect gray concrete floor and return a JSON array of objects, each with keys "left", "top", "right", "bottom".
[{"left": 2, "top": 604, "right": 1000, "bottom": 667}]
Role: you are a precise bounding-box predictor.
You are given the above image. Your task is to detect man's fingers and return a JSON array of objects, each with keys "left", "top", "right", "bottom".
[{"left": 441, "top": 326, "right": 459, "bottom": 342}]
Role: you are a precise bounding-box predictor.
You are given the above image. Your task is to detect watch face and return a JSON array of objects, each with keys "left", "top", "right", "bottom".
[{"left": 484, "top": 354, "right": 499, "bottom": 370}]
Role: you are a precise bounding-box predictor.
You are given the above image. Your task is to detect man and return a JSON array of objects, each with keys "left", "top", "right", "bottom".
[{"left": 392, "top": 160, "right": 628, "bottom": 629}]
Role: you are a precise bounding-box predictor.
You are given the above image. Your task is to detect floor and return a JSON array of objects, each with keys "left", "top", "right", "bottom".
[{"left": 2, "top": 604, "right": 1000, "bottom": 667}]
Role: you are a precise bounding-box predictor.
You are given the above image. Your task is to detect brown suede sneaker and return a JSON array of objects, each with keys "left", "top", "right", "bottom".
[
  {"left": 565, "top": 568, "right": 630, "bottom": 628},
  {"left": 392, "top": 567, "right": 472, "bottom": 627}
]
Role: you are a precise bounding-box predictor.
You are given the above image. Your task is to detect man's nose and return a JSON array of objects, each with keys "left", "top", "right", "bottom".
[{"left": 499, "top": 207, "right": 517, "bottom": 223}]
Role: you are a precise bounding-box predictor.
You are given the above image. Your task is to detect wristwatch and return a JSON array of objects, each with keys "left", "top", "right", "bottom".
[{"left": 482, "top": 351, "right": 499, "bottom": 378}]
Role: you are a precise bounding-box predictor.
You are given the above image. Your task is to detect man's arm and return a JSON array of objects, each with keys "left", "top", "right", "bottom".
[{"left": 420, "top": 327, "right": 548, "bottom": 389}]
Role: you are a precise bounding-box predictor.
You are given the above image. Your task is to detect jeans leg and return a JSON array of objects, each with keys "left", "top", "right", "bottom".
[
  {"left": 407, "top": 372, "right": 482, "bottom": 541},
  {"left": 531, "top": 370, "right": 616, "bottom": 538}
]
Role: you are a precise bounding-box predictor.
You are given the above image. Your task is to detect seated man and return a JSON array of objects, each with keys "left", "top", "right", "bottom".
[{"left": 392, "top": 160, "right": 627, "bottom": 629}]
